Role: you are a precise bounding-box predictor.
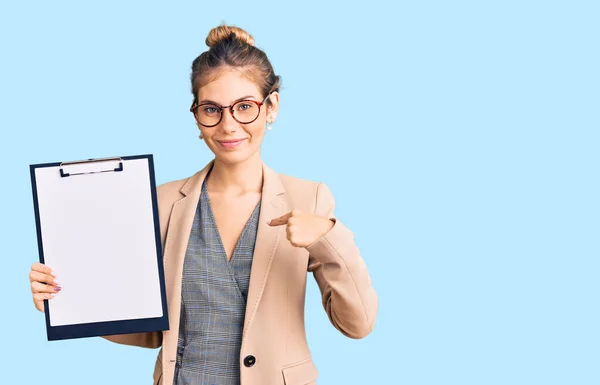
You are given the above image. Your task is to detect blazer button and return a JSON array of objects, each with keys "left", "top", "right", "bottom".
[{"left": 243, "top": 355, "right": 256, "bottom": 367}]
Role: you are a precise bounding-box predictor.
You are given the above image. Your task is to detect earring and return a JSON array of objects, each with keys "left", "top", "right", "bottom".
[
  {"left": 266, "top": 118, "right": 274, "bottom": 131},
  {"left": 199, "top": 133, "right": 204, "bottom": 140}
]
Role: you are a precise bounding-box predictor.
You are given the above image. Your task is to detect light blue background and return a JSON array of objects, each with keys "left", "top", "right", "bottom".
[{"left": 1, "top": 0, "right": 598, "bottom": 384}]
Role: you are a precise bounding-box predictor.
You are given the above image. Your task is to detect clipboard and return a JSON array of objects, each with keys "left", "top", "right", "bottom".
[{"left": 29, "top": 154, "right": 169, "bottom": 341}]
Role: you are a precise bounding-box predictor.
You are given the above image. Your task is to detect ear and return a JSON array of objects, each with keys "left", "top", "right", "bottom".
[{"left": 267, "top": 91, "right": 280, "bottom": 121}]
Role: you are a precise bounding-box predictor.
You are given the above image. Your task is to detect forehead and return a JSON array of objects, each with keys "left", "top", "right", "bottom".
[{"left": 197, "top": 68, "right": 262, "bottom": 103}]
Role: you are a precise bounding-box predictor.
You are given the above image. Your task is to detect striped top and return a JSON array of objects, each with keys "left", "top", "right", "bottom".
[{"left": 174, "top": 178, "right": 261, "bottom": 385}]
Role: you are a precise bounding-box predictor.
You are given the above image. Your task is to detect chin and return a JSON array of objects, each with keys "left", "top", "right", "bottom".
[{"left": 214, "top": 149, "right": 259, "bottom": 165}]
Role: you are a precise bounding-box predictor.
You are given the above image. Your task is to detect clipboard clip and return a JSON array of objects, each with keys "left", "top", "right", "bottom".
[{"left": 59, "top": 157, "right": 124, "bottom": 178}]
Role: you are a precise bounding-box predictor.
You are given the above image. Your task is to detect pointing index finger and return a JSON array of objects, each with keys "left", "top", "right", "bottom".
[{"left": 268, "top": 211, "right": 293, "bottom": 226}]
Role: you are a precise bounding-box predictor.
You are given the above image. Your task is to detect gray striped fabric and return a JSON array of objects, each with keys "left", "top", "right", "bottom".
[{"left": 174, "top": 178, "right": 261, "bottom": 385}]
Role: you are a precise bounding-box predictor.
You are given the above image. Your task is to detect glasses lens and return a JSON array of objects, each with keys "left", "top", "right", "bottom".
[
  {"left": 232, "top": 101, "right": 260, "bottom": 123},
  {"left": 195, "top": 104, "right": 221, "bottom": 126}
]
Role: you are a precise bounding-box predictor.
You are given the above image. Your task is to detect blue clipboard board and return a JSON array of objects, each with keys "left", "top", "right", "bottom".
[{"left": 29, "top": 154, "right": 169, "bottom": 341}]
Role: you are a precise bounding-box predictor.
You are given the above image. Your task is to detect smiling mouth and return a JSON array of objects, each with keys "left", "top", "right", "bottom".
[{"left": 216, "top": 138, "right": 247, "bottom": 148}]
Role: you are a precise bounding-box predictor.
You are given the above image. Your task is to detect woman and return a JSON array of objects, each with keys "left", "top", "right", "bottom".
[{"left": 29, "top": 24, "right": 378, "bottom": 385}]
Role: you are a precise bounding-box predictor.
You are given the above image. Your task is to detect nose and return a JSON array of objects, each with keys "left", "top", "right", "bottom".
[{"left": 219, "top": 108, "right": 238, "bottom": 133}]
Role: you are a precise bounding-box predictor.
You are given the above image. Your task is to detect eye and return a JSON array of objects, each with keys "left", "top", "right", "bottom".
[
  {"left": 236, "top": 102, "right": 253, "bottom": 111},
  {"left": 201, "top": 105, "right": 219, "bottom": 115}
]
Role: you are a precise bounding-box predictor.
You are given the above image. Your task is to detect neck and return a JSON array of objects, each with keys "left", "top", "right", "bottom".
[{"left": 207, "top": 153, "right": 263, "bottom": 194}]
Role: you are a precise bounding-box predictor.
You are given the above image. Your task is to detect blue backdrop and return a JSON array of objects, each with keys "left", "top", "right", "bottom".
[{"left": 1, "top": 1, "right": 598, "bottom": 384}]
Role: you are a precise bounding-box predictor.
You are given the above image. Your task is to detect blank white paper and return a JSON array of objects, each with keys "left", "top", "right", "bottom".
[{"left": 34, "top": 158, "right": 163, "bottom": 326}]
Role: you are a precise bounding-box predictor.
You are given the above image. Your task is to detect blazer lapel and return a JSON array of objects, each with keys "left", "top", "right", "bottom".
[
  {"left": 164, "top": 161, "right": 212, "bottom": 282},
  {"left": 242, "top": 162, "right": 286, "bottom": 338}
]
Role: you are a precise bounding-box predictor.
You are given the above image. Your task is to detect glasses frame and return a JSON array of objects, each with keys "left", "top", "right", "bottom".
[{"left": 190, "top": 93, "right": 272, "bottom": 128}]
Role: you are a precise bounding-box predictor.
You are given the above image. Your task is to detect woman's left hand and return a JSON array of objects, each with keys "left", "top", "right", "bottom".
[{"left": 268, "top": 209, "right": 334, "bottom": 248}]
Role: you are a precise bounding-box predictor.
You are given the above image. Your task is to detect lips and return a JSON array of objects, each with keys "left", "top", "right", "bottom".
[{"left": 216, "top": 138, "right": 247, "bottom": 149}]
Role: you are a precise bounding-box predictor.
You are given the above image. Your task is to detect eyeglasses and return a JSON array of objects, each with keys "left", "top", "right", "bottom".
[{"left": 190, "top": 93, "right": 272, "bottom": 127}]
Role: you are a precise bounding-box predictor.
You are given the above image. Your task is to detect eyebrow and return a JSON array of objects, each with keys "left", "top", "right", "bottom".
[{"left": 198, "top": 95, "right": 257, "bottom": 105}]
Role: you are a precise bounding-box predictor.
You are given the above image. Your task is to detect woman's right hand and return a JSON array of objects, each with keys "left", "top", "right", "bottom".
[{"left": 29, "top": 262, "right": 61, "bottom": 312}]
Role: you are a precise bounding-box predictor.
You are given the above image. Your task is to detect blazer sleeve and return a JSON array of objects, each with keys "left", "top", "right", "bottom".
[
  {"left": 306, "top": 182, "right": 378, "bottom": 339},
  {"left": 102, "top": 331, "right": 162, "bottom": 349}
]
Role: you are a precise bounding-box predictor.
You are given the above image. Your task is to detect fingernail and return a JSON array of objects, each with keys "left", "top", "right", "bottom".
[
  {"left": 50, "top": 270, "right": 56, "bottom": 277},
  {"left": 50, "top": 293, "right": 56, "bottom": 298},
  {"left": 53, "top": 280, "right": 60, "bottom": 286},
  {"left": 54, "top": 286, "right": 62, "bottom": 292}
]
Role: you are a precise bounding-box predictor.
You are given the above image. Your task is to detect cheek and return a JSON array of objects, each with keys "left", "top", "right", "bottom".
[{"left": 246, "top": 122, "right": 266, "bottom": 140}]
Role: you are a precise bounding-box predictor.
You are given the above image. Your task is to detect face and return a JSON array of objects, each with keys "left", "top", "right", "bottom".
[{"left": 194, "top": 68, "right": 279, "bottom": 165}]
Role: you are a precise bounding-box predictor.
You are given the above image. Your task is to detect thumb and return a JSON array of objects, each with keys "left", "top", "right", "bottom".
[{"left": 268, "top": 211, "right": 293, "bottom": 226}]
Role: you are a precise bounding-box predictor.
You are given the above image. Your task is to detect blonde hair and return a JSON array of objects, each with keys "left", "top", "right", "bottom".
[
  {"left": 191, "top": 24, "right": 281, "bottom": 104},
  {"left": 206, "top": 25, "right": 255, "bottom": 48}
]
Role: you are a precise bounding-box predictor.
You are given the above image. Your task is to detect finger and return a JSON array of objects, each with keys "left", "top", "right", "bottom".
[
  {"left": 29, "top": 270, "right": 59, "bottom": 286},
  {"left": 286, "top": 224, "right": 296, "bottom": 237},
  {"left": 268, "top": 211, "right": 293, "bottom": 226},
  {"left": 286, "top": 226, "right": 300, "bottom": 247},
  {"left": 33, "top": 292, "right": 56, "bottom": 302},
  {"left": 31, "top": 262, "right": 56, "bottom": 277},
  {"left": 31, "top": 281, "right": 61, "bottom": 294}
]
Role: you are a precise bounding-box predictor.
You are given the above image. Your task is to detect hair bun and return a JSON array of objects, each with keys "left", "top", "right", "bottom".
[{"left": 206, "top": 24, "right": 255, "bottom": 48}]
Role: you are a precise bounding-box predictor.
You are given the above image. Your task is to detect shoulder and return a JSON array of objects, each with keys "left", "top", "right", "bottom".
[
  {"left": 157, "top": 177, "right": 188, "bottom": 198},
  {"left": 275, "top": 171, "right": 336, "bottom": 213},
  {"left": 277, "top": 170, "right": 335, "bottom": 196},
  {"left": 278, "top": 172, "right": 321, "bottom": 195},
  {"left": 155, "top": 170, "right": 200, "bottom": 207}
]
